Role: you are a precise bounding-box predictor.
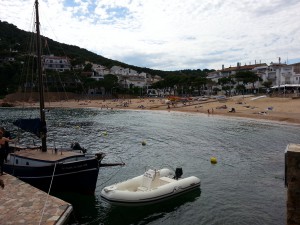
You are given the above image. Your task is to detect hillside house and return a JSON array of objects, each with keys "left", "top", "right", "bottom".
[{"left": 43, "top": 55, "right": 71, "bottom": 72}]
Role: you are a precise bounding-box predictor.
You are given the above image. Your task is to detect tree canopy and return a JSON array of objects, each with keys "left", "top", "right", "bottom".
[{"left": 234, "top": 71, "right": 261, "bottom": 85}]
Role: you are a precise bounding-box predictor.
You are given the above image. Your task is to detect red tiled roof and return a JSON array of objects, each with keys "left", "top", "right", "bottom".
[{"left": 221, "top": 63, "right": 267, "bottom": 72}]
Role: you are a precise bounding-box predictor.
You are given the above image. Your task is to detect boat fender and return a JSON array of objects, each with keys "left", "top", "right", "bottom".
[{"left": 174, "top": 168, "right": 183, "bottom": 180}]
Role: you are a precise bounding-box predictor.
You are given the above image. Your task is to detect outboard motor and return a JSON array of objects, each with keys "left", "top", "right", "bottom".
[
  {"left": 174, "top": 167, "right": 183, "bottom": 180},
  {"left": 71, "top": 142, "right": 87, "bottom": 153}
]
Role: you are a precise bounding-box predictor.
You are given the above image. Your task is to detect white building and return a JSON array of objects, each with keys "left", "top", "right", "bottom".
[
  {"left": 253, "top": 62, "right": 300, "bottom": 87},
  {"left": 92, "top": 64, "right": 110, "bottom": 76},
  {"left": 206, "top": 61, "right": 300, "bottom": 93},
  {"left": 84, "top": 62, "right": 162, "bottom": 91},
  {"left": 89, "top": 64, "right": 110, "bottom": 81},
  {"left": 291, "top": 63, "right": 300, "bottom": 84},
  {"left": 110, "top": 66, "right": 138, "bottom": 76},
  {"left": 43, "top": 55, "right": 70, "bottom": 72}
]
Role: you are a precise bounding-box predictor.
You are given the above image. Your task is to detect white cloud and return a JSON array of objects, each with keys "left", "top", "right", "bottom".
[{"left": 1, "top": 0, "right": 300, "bottom": 70}]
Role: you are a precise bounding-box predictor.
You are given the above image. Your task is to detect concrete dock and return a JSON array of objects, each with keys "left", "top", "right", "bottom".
[{"left": 0, "top": 174, "right": 73, "bottom": 225}]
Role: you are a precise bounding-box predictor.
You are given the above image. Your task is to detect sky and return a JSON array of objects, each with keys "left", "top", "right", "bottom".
[{"left": 1, "top": 0, "right": 300, "bottom": 71}]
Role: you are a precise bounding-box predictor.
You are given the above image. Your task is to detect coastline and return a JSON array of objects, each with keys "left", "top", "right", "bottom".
[{"left": 2, "top": 95, "right": 300, "bottom": 125}]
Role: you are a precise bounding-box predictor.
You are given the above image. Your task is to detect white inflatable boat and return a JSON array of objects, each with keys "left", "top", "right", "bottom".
[{"left": 100, "top": 168, "right": 200, "bottom": 206}]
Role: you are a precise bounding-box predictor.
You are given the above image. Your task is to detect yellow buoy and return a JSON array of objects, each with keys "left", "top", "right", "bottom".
[
  {"left": 142, "top": 141, "right": 146, "bottom": 146},
  {"left": 210, "top": 157, "right": 217, "bottom": 164},
  {"left": 103, "top": 131, "right": 107, "bottom": 136}
]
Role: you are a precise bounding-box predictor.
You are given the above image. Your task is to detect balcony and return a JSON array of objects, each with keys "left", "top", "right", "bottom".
[
  {"left": 282, "top": 72, "right": 292, "bottom": 77},
  {"left": 267, "top": 74, "right": 276, "bottom": 80}
]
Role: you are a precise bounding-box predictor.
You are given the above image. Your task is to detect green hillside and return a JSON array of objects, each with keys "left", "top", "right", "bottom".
[
  {"left": 0, "top": 20, "right": 213, "bottom": 97},
  {"left": 0, "top": 20, "right": 171, "bottom": 76}
]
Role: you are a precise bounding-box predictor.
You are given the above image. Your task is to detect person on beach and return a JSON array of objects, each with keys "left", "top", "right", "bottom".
[{"left": 0, "top": 129, "right": 14, "bottom": 175}]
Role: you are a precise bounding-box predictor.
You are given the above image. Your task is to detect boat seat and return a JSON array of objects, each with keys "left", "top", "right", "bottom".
[
  {"left": 159, "top": 176, "right": 175, "bottom": 185},
  {"left": 137, "top": 186, "right": 148, "bottom": 192},
  {"left": 139, "top": 169, "right": 156, "bottom": 190}
]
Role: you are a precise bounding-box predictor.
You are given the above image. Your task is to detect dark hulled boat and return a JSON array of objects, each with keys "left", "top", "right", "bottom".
[{"left": 4, "top": 147, "right": 105, "bottom": 194}]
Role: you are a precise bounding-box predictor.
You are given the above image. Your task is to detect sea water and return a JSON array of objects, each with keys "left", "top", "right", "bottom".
[{"left": 1, "top": 107, "right": 299, "bottom": 225}]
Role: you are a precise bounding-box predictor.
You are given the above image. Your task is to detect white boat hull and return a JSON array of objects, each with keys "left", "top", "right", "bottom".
[{"left": 101, "top": 168, "right": 200, "bottom": 206}]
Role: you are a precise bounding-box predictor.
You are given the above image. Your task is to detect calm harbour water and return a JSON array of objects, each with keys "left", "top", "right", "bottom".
[{"left": 1, "top": 107, "right": 300, "bottom": 225}]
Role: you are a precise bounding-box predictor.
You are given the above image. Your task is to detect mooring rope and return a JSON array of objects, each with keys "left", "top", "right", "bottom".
[{"left": 39, "top": 162, "right": 57, "bottom": 225}]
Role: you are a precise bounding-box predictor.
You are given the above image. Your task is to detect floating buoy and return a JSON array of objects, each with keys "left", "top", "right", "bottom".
[
  {"left": 210, "top": 157, "right": 217, "bottom": 164},
  {"left": 141, "top": 141, "right": 146, "bottom": 146},
  {"left": 75, "top": 125, "right": 80, "bottom": 129},
  {"left": 103, "top": 131, "right": 107, "bottom": 136}
]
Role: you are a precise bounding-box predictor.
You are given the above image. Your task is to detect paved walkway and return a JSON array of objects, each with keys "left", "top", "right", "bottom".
[{"left": 0, "top": 174, "right": 72, "bottom": 225}]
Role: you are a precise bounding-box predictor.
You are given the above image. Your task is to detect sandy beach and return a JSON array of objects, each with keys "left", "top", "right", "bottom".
[{"left": 4, "top": 95, "right": 300, "bottom": 125}]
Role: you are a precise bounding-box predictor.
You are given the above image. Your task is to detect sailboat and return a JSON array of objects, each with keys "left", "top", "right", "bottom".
[{"left": 3, "top": 0, "right": 116, "bottom": 194}]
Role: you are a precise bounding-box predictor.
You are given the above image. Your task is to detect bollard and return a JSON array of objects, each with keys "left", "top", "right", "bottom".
[{"left": 285, "top": 144, "right": 300, "bottom": 225}]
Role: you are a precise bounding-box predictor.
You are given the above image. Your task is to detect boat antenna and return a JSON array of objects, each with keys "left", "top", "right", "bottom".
[{"left": 35, "top": 0, "right": 47, "bottom": 152}]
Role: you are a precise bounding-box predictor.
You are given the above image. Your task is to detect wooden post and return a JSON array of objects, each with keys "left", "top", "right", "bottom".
[{"left": 286, "top": 144, "right": 300, "bottom": 225}]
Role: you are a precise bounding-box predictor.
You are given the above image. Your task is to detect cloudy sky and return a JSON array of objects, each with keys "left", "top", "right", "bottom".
[{"left": 1, "top": 0, "right": 300, "bottom": 71}]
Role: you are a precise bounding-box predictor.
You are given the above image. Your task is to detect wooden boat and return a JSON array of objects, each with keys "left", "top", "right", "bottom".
[
  {"left": 3, "top": 0, "right": 123, "bottom": 194},
  {"left": 4, "top": 145, "right": 106, "bottom": 194},
  {"left": 101, "top": 168, "right": 200, "bottom": 206}
]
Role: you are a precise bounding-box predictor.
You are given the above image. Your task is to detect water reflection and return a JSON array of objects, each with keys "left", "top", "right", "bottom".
[{"left": 100, "top": 189, "right": 201, "bottom": 225}]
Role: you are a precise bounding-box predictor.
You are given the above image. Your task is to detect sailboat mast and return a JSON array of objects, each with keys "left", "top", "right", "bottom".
[{"left": 35, "top": 0, "right": 47, "bottom": 151}]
